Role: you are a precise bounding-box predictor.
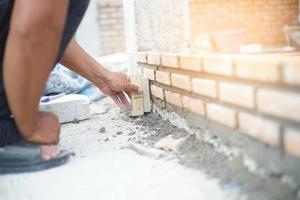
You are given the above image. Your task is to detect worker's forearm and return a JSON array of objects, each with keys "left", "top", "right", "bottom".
[
  {"left": 3, "top": 0, "right": 68, "bottom": 140},
  {"left": 60, "top": 39, "right": 111, "bottom": 87}
]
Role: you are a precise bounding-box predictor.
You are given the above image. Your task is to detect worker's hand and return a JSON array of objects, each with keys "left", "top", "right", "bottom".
[{"left": 98, "top": 71, "right": 139, "bottom": 111}]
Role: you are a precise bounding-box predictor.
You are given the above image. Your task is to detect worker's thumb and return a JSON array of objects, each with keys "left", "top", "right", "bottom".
[{"left": 126, "top": 83, "right": 139, "bottom": 92}]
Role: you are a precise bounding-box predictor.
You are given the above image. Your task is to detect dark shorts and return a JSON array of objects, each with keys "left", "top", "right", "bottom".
[{"left": 0, "top": 0, "right": 90, "bottom": 145}]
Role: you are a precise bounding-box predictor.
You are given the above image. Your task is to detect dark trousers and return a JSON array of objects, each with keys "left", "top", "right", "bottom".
[{"left": 0, "top": 0, "right": 90, "bottom": 145}]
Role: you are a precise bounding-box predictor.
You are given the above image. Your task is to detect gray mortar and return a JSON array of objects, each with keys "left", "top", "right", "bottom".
[{"left": 120, "top": 107, "right": 299, "bottom": 200}]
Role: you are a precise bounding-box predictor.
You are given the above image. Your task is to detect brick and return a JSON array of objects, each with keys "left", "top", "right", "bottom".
[
  {"left": 257, "top": 89, "right": 300, "bottom": 122},
  {"left": 239, "top": 112, "right": 280, "bottom": 146},
  {"left": 182, "top": 96, "right": 205, "bottom": 116},
  {"left": 283, "top": 58, "right": 300, "bottom": 86},
  {"left": 142, "top": 68, "right": 155, "bottom": 81},
  {"left": 150, "top": 85, "right": 164, "bottom": 100},
  {"left": 203, "top": 54, "right": 234, "bottom": 76},
  {"left": 206, "top": 103, "right": 237, "bottom": 128},
  {"left": 235, "top": 56, "right": 282, "bottom": 82},
  {"left": 192, "top": 78, "right": 217, "bottom": 98},
  {"left": 179, "top": 55, "right": 202, "bottom": 71},
  {"left": 161, "top": 53, "right": 179, "bottom": 68},
  {"left": 137, "top": 52, "right": 147, "bottom": 63},
  {"left": 165, "top": 91, "right": 182, "bottom": 107},
  {"left": 219, "top": 82, "right": 255, "bottom": 109},
  {"left": 171, "top": 73, "right": 192, "bottom": 91},
  {"left": 284, "top": 128, "right": 300, "bottom": 158},
  {"left": 156, "top": 71, "right": 171, "bottom": 85},
  {"left": 147, "top": 52, "right": 161, "bottom": 65}
]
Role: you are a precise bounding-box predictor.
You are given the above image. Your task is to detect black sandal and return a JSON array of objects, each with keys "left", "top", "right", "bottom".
[{"left": 0, "top": 119, "right": 73, "bottom": 174}]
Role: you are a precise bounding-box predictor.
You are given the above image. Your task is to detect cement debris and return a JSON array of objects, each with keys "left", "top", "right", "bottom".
[
  {"left": 154, "top": 134, "right": 191, "bottom": 153},
  {"left": 1, "top": 98, "right": 297, "bottom": 200},
  {"left": 99, "top": 127, "right": 106, "bottom": 133}
]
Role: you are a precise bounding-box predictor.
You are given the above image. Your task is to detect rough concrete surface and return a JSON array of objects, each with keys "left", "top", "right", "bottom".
[
  {"left": 0, "top": 98, "right": 298, "bottom": 200},
  {"left": 135, "top": 0, "right": 189, "bottom": 52},
  {"left": 0, "top": 98, "right": 238, "bottom": 200}
]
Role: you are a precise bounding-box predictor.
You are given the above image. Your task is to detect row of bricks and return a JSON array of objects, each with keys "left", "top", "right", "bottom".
[
  {"left": 150, "top": 84, "right": 300, "bottom": 158},
  {"left": 143, "top": 67, "right": 300, "bottom": 123},
  {"left": 137, "top": 52, "right": 300, "bottom": 86}
]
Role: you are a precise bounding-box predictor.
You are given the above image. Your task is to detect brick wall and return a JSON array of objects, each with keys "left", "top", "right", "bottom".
[
  {"left": 137, "top": 51, "right": 300, "bottom": 159},
  {"left": 97, "top": 0, "right": 125, "bottom": 55},
  {"left": 189, "top": 0, "right": 299, "bottom": 47}
]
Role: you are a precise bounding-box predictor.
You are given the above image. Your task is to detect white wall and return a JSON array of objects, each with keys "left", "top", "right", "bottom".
[{"left": 76, "top": 0, "right": 101, "bottom": 57}]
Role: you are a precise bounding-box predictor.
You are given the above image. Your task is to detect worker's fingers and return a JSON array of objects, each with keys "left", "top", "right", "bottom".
[
  {"left": 125, "top": 83, "right": 139, "bottom": 93},
  {"left": 124, "top": 90, "right": 131, "bottom": 99},
  {"left": 111, "top": 95, "right": 126, "bottom": 109},
  {"left": 118, "top": 92, "right": 132, "bottom": 111}
]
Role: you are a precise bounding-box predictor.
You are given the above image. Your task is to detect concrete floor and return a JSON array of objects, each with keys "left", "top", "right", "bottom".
[{"left": 0, "top": 98, "right": 240, "bottom": 200}]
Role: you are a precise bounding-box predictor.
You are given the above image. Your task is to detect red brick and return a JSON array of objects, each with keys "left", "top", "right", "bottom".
[
  {"left": 156, "top": 71, "right": 171, "bottom": 85},
  {"left": 235, "top": 56, "right": 282, "bottom": 82},
  {"left": 284, "top": 127, "right": 300, "bottom": 158},
  {"left": 206, "top": 103, "right": 237, "bottom": 128},
  {"left": 257, "top": 89, "right": 300, "bottom": 122},
  {"left": 171, "top": 73, "right": 192, "bottom": 91},
  {"left": 203, "top": 54, "right": 234, "bottom": 76},
  {"left": 165, "top": 91, "right": 182, "bottom": 107},
  {"left": 179, "top": 54, "right": 202, "bottom": 71},
  {"left": 219, "top": 82, "right": 255, "bottom": 109},
  {"left": 142, "top": 68, "right": 155, "bottom": 81},
  {"left": 192, "top": 78, "right": 217, "bottom": 98},
  {"left": 150, "top": 85, "right": 164, "bottom": 100},
  {"left": 147, "top": 52, "right": 161, "bottom": 65},
  {"left": 239, "top": 112, "right": 280, "bottom": 146},
  {"left": 161, "top": 53, "right": 179, "bottom": 68}
]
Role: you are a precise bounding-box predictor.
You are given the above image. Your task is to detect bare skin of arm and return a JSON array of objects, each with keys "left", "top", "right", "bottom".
[
  {"left": 3, "top": 0, "right": 69, "bottom": 144},
  {"left": 60, "top": 39, "right": 138, "bottom": 110}
]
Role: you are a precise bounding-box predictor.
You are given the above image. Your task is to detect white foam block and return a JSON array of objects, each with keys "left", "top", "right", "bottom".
[{"left": 39, "top": 94, "right": 90, "bottom": 123}]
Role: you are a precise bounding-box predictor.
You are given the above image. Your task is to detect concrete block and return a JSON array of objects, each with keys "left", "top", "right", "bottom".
[
  {"left": 142, "top": 78, "right": 152, "bottom": 113},
  {"left": 171, "top": 73, "right": 192, "bottom": 91},
  {"left": 147, "top": 52, "right": 161, "bottom": 65},
  {"left": 161, "top": 53, "right": 179, "bottom": 68},
  {"left": 283, "top": 58, "right": 300, "bottom": 86},
  {"left": 142, "top": 68, "right": 155, "bottom": 80},
  {"left": 284, "top": 127, "right": 300, "bottom": 158},
  {"left": 257, "top": 89, "right": 300, "bottom": 122},
  {"left": 219, "top": 81, "right": 255, "bottom": 109},
  {"left": 182, "top": 96, "right": 205, "bottom": 116},
  {"left": 130, "top": 75, "right": 144, "bottom": 116},
  {"left": 179, "top": 54, "right": 202, "bottom": 71},
  {"left": 192, "top": 78, "right": 217, "bottom": 98},
  {"left": 156, "top": 71, "right": 171, "bottom": 85},
  {"left": 137, "top": 52, "right": 147, "bottom": 63},
  {"left": 165, "top": 90, "right": 182, "bottom": 107},
  {"left": 203, "top": 54, "right": 234, "bottom": 76},
  {"left": 235, "top": 56, "right": 282, "bottom": 82},
  {"left": 206, "top": 103, "right": 237, "bottom": 128},
  {"left": 150, "top": 85, "right": 164, "bottom": 100},
  {"left": 39, "top": 94, "right": 90, "bottom": 123},
  {"left": 239, "top": 112, "right": 280, "bottom": 146}
]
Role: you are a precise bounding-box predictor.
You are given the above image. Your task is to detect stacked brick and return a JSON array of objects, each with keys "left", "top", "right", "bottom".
[
  {"left": 137, "top": 51, "right": 300, "bottom": 159},
  {"left": 189, "top": 0, "right": 299, "bottom": 46},
  {"left": 97, "top": 0, "right": 125, "bottom": 55}
]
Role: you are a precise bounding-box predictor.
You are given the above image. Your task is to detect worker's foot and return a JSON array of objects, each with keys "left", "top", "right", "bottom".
[
  {"left": 40, "top": 145, "right": 60, "bottom": 160},
  {"left": 0, "top": 118, "right": 72, "bottom": 174}
]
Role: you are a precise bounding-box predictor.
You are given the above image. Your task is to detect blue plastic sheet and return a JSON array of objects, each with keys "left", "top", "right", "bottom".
[{"left": 45, "top": 64, "right": 104, "bottom": 102}]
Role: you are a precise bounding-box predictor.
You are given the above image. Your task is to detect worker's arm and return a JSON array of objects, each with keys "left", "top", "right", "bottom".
[
  {"left": 60, "top": 39, "right": 138, "bottom": 110},
  {"left": 3, "top": 0, "right": 69, "bottom": 144}
]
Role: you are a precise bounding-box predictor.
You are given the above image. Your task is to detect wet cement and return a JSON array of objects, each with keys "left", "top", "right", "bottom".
[{"left": 120, "top": 110, "right": 299, "bottom": 200}]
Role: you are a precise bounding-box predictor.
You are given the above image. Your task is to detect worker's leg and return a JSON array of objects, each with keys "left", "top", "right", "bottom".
[{"left": 0, "top": 0, "right": 89, "bottom": 154}]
